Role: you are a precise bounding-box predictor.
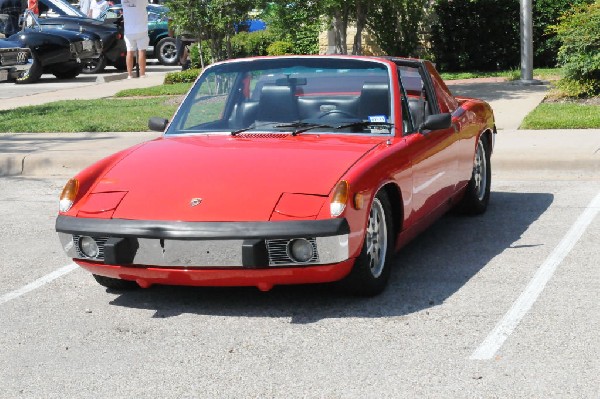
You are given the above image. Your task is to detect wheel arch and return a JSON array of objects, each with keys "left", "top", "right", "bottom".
[
  {"left": 481, "top": 127, "right": 494, "bottom": 155},
  {"left": 379, "top": 182, "right": 404, "bottom": 239}
]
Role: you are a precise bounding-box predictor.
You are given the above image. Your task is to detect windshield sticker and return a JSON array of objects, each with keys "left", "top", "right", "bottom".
[{"left": 368, "top": 115, "right": 387, "bottom": 123}]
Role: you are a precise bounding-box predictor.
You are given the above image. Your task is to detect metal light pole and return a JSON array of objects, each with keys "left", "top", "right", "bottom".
[{"left": 520, "top": 0, "right": 541, "bottom": 84}]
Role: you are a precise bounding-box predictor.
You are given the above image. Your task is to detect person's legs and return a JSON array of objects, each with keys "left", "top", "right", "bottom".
[
  {"left": 137, "top": 33, "right": 150, "bottom": 77},
  {"left": 126, "top": 50, "right": 135, "bottom": 78},
  {"left": 137, "top": 49, "right": 146, "bottom": 77},
  {"left": 124, "top": 34, "right": 137, "bottom": 78}
]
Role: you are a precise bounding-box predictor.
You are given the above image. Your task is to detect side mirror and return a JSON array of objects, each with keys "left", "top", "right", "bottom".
[
  {"left": 148, "top": 117, "right": 168, "bottom": 132},
  {"left": 419, "top": 113, "right": 452, "bottom": 132}
]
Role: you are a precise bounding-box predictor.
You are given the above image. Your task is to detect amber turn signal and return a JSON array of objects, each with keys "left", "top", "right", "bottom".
[
  {"left": 330, "top": 180, "right": 349, "bottom": 217},
  {"left": 59, "top": 178, "right": 79, "bottom": 213}
]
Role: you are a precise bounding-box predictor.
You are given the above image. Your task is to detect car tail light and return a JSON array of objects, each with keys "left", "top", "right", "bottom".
[
  {"left": 330, "top": 180, "right": 349, "bottom": 217},
  {"left": 59, "top": 178, "right": 79, "bottom": 212}
]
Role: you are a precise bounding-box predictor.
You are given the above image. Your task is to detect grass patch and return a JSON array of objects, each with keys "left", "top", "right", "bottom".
[
  {"left": 521, "top": 103, "right": 600, "bottom": 129},
  {"left": 440, "top": 68, "right": 562, "bottom": 81},
  {"left": 0, "top": 97, "right": 179, "bottom": 132},
  {"left": 114, "top": 82, "right": 193, "bottom": 98}
]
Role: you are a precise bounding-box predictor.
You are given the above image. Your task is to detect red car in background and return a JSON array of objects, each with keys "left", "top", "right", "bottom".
[{"left": 56, "top": 56, "right": 495, "bottom": 296}]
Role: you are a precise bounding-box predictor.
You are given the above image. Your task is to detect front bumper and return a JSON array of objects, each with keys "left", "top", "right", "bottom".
[
  {"left": 56, "top": 216, "right": 351, "bottom": 269},
  {"left": 0, "top": 49, "right": 33, "bottom": 81}
]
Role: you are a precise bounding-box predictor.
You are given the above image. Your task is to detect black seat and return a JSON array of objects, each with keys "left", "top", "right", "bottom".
[
  {"left": 358, "top": 83, "right": 390, "bottom": 120},
  {"left": 255, "top": 85, "right": 299, "bottom": 123}
]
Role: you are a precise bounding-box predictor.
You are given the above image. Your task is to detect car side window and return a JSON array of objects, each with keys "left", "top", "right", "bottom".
[{"left": 398, "top": 65, "right": 436, "bottom": 132}]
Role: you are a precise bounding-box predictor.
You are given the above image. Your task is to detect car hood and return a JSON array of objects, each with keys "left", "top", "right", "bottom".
[{"left": 86, "top": 134, "right": 385, "bottom": 222}]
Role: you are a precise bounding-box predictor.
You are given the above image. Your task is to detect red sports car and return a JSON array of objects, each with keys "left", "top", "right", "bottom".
[{"left": 56, "top": 56, "right": 495, "bottom": 296}]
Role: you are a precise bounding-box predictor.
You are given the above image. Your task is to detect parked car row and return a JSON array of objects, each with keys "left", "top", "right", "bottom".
[{"left": 0, "top": 0, "right": 176, "bottom": 83}]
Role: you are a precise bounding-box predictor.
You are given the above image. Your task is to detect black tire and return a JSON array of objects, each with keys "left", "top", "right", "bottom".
[
  {"left": 339, "top": 190, "right": 394, "bottom": 296},
  {"left": 155, "top": 37, "right": 178, "bottom": 66},
  {"left": 81, "top": 55, "right": 107, "bottom": 74},
  {"left": 15, "top": 54, "right": 43, "bottom": 84},
  {"left": 52, "top": 65, "right": 82, "bottom": 80},
  {"left": 93, "top": 274, "right": 139, "bottom": 290},
  {"left": 457, "top": 134, "right": 491, "bottom": 215}
]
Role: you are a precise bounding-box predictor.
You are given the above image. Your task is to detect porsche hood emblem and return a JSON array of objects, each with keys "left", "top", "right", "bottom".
[{"left": 190, "top": 198, "right": 203, "bottom": 207}]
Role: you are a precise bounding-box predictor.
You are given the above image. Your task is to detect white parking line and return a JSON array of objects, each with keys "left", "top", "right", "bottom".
[
  {"left": 0, "top": 263, "right": 78, "bottom": 305},
  {"left": 471, "top": 191, "right": 600, "bottom": 360}
]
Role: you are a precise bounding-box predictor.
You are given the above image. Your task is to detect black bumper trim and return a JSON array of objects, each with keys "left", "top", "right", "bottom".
[{"left": 56, "top": 216, "right": 350, "bottom": 240}]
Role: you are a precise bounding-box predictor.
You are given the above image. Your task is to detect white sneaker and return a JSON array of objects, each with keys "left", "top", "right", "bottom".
[
  {"left": 140, "top": 74, "right": 147, "bottom": 78},
  {"left": 127, "top": 75, "right": 133, "bottom": 80}
]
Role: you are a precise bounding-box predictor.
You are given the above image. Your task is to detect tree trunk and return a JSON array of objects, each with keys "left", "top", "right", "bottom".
[{"left": 353, "top": 1, "right": 367, "bottom": 55}]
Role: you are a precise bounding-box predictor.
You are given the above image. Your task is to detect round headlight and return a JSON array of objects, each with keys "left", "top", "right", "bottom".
[
  {"left": 288, "top": 239, "right": 314, "bottom": 263},
  {"left": 79, "top": 236, "right": 99, "bottom": 258}
]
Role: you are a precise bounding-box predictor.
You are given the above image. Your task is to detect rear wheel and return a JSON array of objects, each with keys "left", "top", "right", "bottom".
[
  {"left": 15, "top": 54, "right": 42, "bottom": 84},
  {"left": 93, "top": 274, "right": 139, "bottom": 290},
  {"left": 339, "top": 191, "right": 394, "bottom": 296},
  {"left": 156, "top": 37, "right": 178, "bottom": 65},
  {"left": 113, "top": 56, "right": 127, "bottom": 71},
  {"left": 457, "top": 134, "right": 491, "bottom": 215}
]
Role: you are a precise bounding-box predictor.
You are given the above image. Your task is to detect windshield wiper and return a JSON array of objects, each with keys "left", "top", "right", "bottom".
[
  {"left": 335, "top": 121, "right": 394, "bottom": 131},
  {"left": 231, "top": 122, "right": 276, "bottom": 136},
  {"left": 275, "top": 122, "right": 334, "bottom": 135}
]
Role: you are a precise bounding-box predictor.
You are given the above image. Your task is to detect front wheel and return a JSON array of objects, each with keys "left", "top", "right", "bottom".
[
  {"left": 93, "top": 274, "right": 139, "bottom": 290},
  {"left": 155, "top": 37, "right": 178, "bottom": 65},
  {"left": 15, "top": 54, "right": 42, "bottom": 84},
  {"left": 81, "top": 55, "right": 107, "bottom": 74},
  {"left": 339, "top": 191, "right": 394, "bottom": 296},
  {"left": 457, "top": 134, "right": 491, "bottom": 215}
]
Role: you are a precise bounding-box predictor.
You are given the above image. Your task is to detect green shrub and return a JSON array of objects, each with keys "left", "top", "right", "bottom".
[
  {"left": 431, "top": 0, "right": 520, "bottom": 71},
  {"left": 266, "top": 41, "right": 294, "bottom": 56},
  {"left": 231, "top": 30, "right": 278, "bottom": 58},
  {"left": 189, "top": 42, "right": 212, "bottom": 68},
  {"left": 164, "top": 69, "right": 201, "bottom": 85},
  {"left": 554, "top": 1, "right": 600, "bottom": 96}
]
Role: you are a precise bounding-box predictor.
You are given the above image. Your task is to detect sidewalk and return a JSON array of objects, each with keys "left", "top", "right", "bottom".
[
  {"left": 0, "top": 78, "right": 599, "bottom": 178},
  {"left": 0, "top": 71, "right": 167, "bottom": 111}
]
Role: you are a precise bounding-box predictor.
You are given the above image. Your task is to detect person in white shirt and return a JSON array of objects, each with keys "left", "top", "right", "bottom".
[
  {"left": 79, "top": 0, "right": 91, "bottom": 17},
  {"left": 88, "top": 0, "right": 107, "bottom": 19},
  {"left": 121, "top": 0, "right": 149, "bottom": 78}
]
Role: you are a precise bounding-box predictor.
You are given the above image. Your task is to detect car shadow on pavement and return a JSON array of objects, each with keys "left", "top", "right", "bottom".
[{"left": 107, "top": 191, "right": 554, "bottom": 324}]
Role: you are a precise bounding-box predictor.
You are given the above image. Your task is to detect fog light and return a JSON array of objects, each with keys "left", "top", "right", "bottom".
[
  {"left": 288, "top": 239, "right": 314, "bottom": 263},
  {"left": 79, "top": 236, "right": 99, "bottom": 258}
]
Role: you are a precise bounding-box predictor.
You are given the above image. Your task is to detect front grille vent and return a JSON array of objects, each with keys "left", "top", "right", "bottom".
[
  {"left": 266, "top": 238, "right": 319, "bottom": 266},
  {"left": 73, "top": 235, "right": 109, "bottom": 261}
]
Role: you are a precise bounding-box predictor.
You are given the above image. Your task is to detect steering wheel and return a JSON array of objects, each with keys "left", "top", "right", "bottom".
[{"left": 317, "top": 109, "right": 358, "bottom": 120}]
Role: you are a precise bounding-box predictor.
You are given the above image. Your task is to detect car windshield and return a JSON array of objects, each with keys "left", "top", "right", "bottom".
[
  {"left": 39, "top": 0, "right": 85, "bottom": 17},
  {"left": 165, "top": 57, "right": 393, "bottom": 136}
]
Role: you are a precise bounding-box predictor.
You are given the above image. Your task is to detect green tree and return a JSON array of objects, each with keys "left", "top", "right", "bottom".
[
  {"left": 534, "top": 0, "right": 594, "bottom": 67},
  {"left": 260, "top": 1, "right": 321, "bottom": 54},
  {"left": 366, "top": 0, "right": 427, "bottom": 57},
  {"left": 165, "top": 0, "right": 256, "bottom": 62}
]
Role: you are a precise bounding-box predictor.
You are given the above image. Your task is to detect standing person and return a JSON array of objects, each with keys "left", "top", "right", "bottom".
[
  {"left": 88, "top": 0, "right": 107, "bottom": 18},
  {"left": 121, "top": 0, "right": 148, "bottom": 79},
  {"left": 79, "top": 0, "right": 91, "bottom": 17},
  {"left": 0, "top": 0, "right": 21, "bottom": 36}
]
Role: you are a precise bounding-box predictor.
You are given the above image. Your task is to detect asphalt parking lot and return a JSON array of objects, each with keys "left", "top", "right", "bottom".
[
  {"left": 1, "top": 71, "right": 598, "bottom": 397},
  {"left": 1, "top": 172, "right": 598, "bottom": 398}
]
